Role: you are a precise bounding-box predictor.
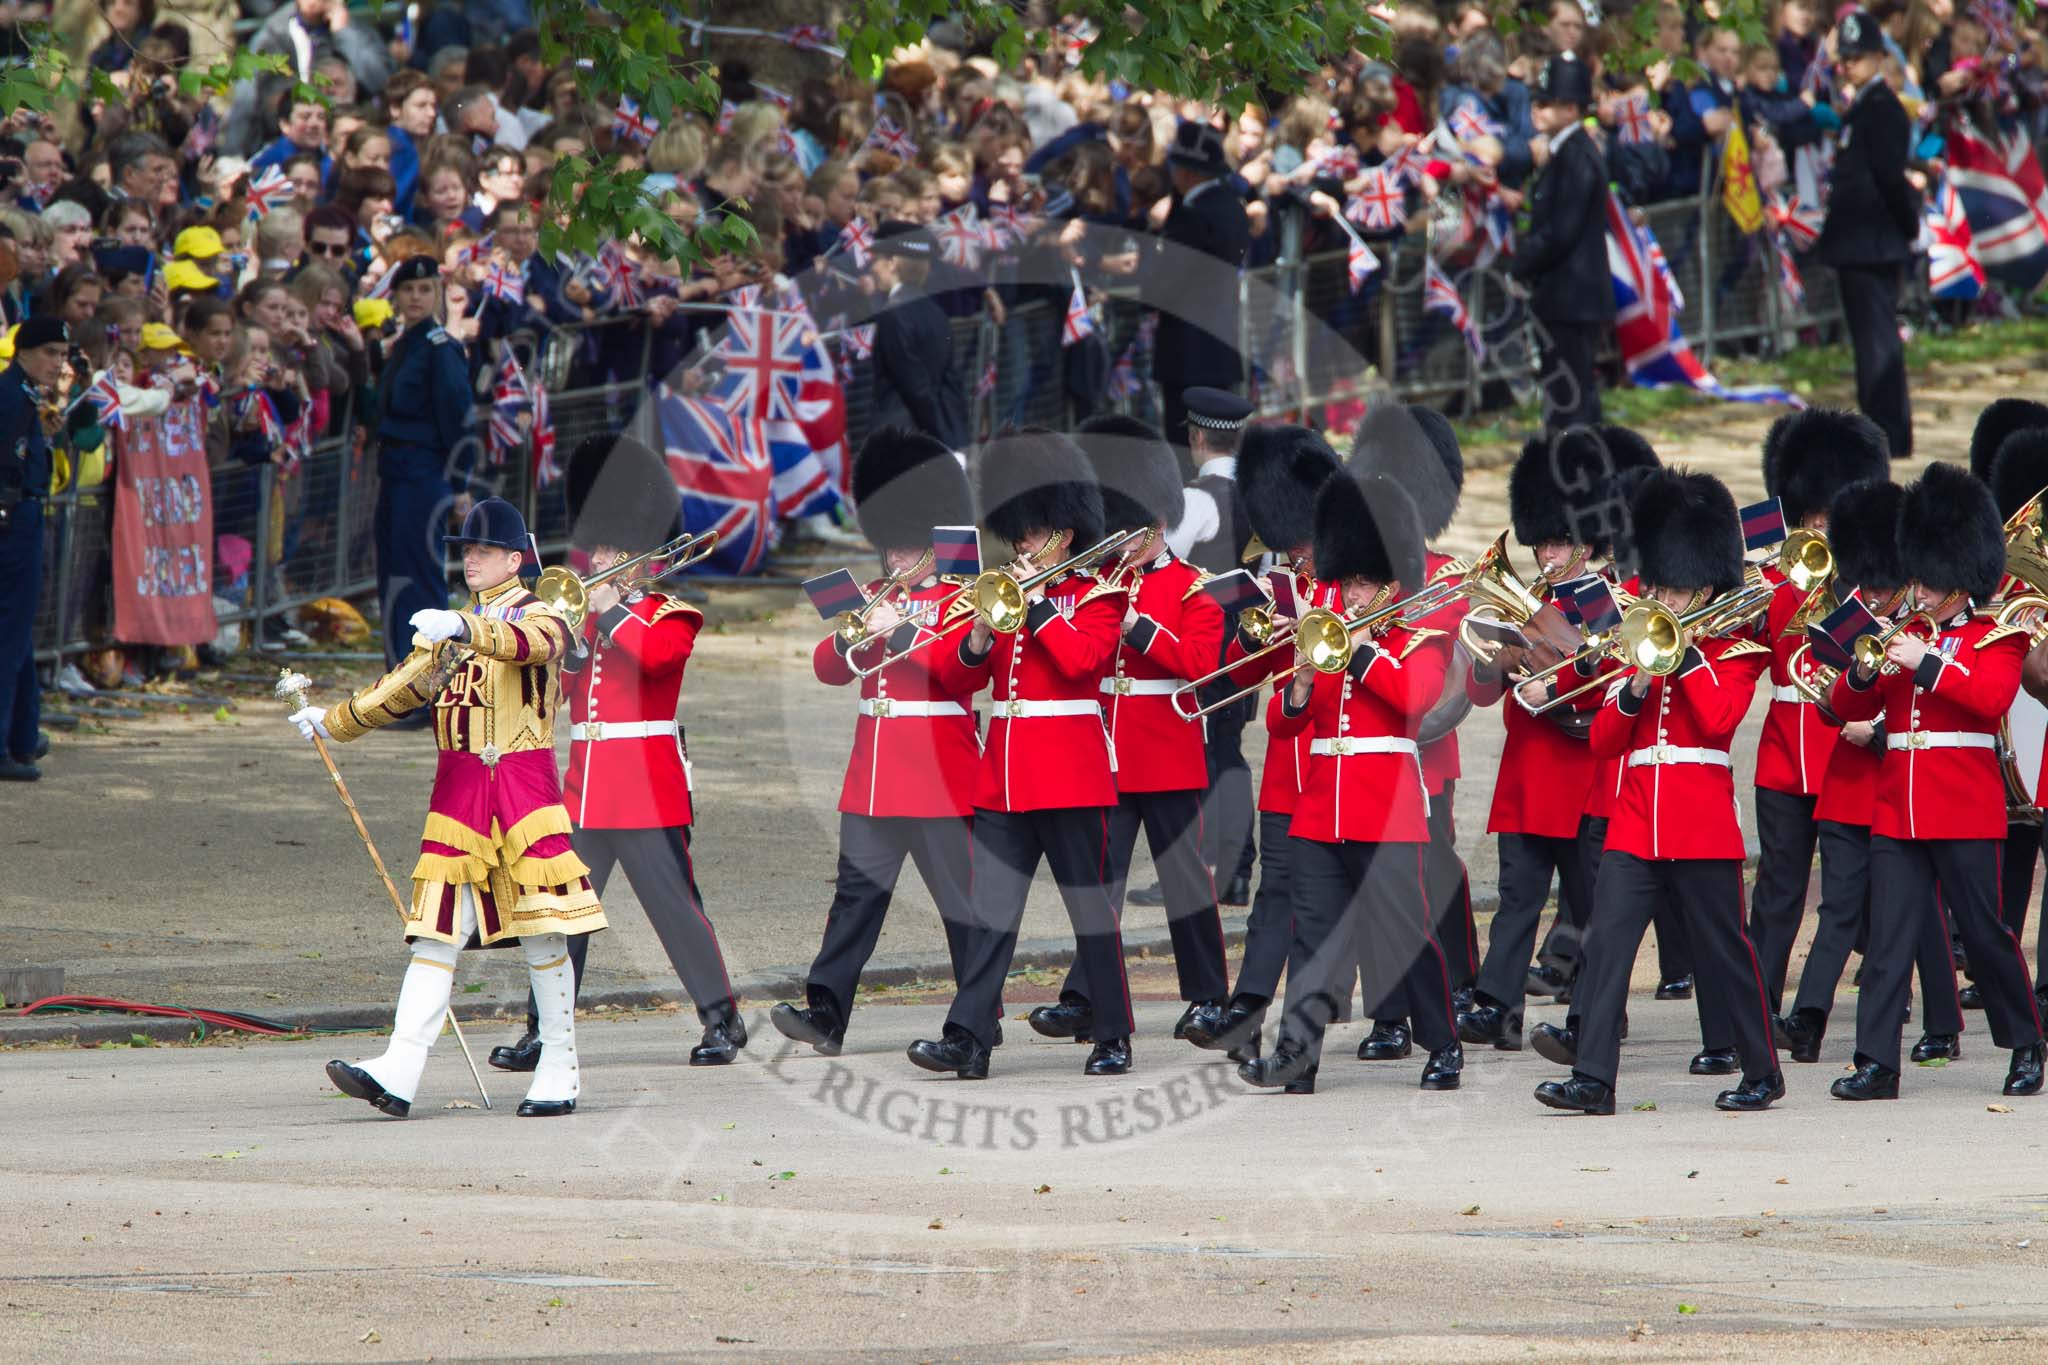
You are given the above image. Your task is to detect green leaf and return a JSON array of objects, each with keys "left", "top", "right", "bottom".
[
  {"left": 1677, "top": 1303, "right": 1698, "bottom": 1315},
  {"left": 129, "top": 1033, "right": 155, "bottom": 1048},
  {"left": 1633, "top": 1100, "right": 1658, "bottom": 1111}
]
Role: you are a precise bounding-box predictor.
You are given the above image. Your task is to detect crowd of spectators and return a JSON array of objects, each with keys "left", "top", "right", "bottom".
[{"left": 2, "top": 0, "right": 2044, "bottom": 693}]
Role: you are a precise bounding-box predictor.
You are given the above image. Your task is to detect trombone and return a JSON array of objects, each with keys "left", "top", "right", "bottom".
[
  {"left": 1530, "top": 580, "right": 1776, "bottom": 715},
  {"left": 849, "top": 526, "right": 1152, "bottom": 679},
  {"left": 833, "top": 548, "right": 935, "bottom": 646},
  {"left": 534, "top": 529, "right": 721, "bottom": 630},
  {"left": 1777, "top": 528, "right": 1836, "bottom": 637},
  {"left": 1170, "top": 574, "right": 1464, "bottom": 720}
]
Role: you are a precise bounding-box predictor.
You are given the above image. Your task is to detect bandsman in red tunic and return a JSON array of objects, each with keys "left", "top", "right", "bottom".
[
  {"left": 486, "top": 437, "right": 744, "bottom": 1074},
  {"left": 907, "top": 429, "right": 1137, "bottom": 1079},
  {"left": 1531, "top": 468, "right": 1785, "bottom": 1115},
  {"left": 1779, "top": 478, "right": 1965, "bottom": 1064},
  {"left": 292, "top": 498, "right": 603, "bottom": 1119},
  {"left": 1237, "top": 471, "right": 1463, "bottom": 1095},
  {"left": 1030, "top": 415, "right": 1228, "bottom": 1045},
  {"left": 1749, "top": 410, "right": 1889, "bottom": 1013},
  {"left": 1344, "top": 405, "right": 1477, "bottom": 1060},
  {"left": 772, "top": 429, "right": 996, "bottom": 1055},
  {"left": 1183, "top": 425, "right": 1342, "bottom": 1062},
  {"left": 1828, "top": 462, "right": 2045, "bottom": 1100}
]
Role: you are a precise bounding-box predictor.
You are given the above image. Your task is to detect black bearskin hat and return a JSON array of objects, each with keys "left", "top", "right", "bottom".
[
  {"left": 566, "top": 433, "right": 681, "bottom": 553},
  {"left": 1989, "top": 426, "right": 2048, "bottom": 523},
  {"left": 1900, "top": 461, "right": 2005, "bottom": 603},
  {"left": 1239, "top": 423, "right": 1339, "bottom": 556},
  {"left": 1760, "top": 408, "right": 1889, "bottom": 527},
  {"left": 1827, "top": 479, "right": 1905, "bottom": 595},
  {"left": 1344, "top": 404, "right": 1463, "bottom": 540},
  {"left": 1510, "top": 426, "right": 1656, "bottom": 550},
  {"left": 851, "top": 426, "right": 973, "bottom": 551},
  {"left": 1588, "top": 425, "right": 1662, "bottom": 568},
  {"left": 1076, "top": 413, "right": 1185, "bottom": 530},
  {"left": 1969, "top": 398, "right": 2048, "bottom": 481},
  {"left": 1632, "top": 466, "right": 1743, "bottom": 595},
  {"left": 974, "top": 426, "right": 1105, "bottom": 548},
  {"left": 1312, "top": 470, "right": 1427, "bottom": 589}
]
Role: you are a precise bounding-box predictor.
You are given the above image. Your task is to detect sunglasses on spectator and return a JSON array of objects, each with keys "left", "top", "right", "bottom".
[{"left": 308, "top": 241, "right": 352, "bottom": 257}]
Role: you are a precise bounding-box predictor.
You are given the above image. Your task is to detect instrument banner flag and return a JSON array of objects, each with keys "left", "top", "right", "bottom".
[
  {"left": 1569, "top": 577, "right": 1624, "bottom": 635},
  {"left": 932, "top": 526, "right": 981, "bottom": 578},
  {"left": 1200, "top": 569, "right": 1267, "bottom": 615},
  {"left": 1809, "top": 595, "right": 1882, "bottom": 670},
  {"left": 1740, "top": 497, "right": 1787, "bottom": 551},
  {"left": 801, "top": 568, "right": 866, "bottom": 620}
]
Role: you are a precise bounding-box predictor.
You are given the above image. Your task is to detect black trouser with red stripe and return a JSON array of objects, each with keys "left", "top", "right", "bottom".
[
  {"left": 1750, "top": 787, "right": 1822, "bottom": 1014},
  {"left": 806, "top": 813, "right": 983, "bottom": 1025},
  {"left": 1285, "top": 836, "right": 1454, "bottom": 1066},
  {"left": 1064, "top": 789, "right": 1230, "bottom": 1006},
  {"left": 1477, "top": 820, "right": 1596, "bottom": 1022},
  {"left": 1227, "top": 810, "right": 1296, "bottom": 1006},
  {"left": 522, "top": 826, "right": 737, "bottom": 1031},
  {"left": 1790, "top": 819, "right": 1964, "bottom": 1033},
  {"left": 1571, "top": 853, "right": 1777, "bottom": 1091},
  {"left": 1855, "top": 836, "right": 2042, "bottom": 1074},
  {"left": 1369, "top": 780, "right": 1475, "bottom": 1023},
  {"left": 1547, "top": 816, "right": 1693, "bottom": 983},
  {"left": 947, "top": 806, "right": 1134, "bottom": 1047}
]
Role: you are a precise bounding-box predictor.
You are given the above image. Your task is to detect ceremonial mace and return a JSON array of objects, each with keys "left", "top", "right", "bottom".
[{"left": 276, "top": 669, "right": 491, "bottom": 1107}]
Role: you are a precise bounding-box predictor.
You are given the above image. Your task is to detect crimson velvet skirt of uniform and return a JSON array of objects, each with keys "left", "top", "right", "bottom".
[{"left": 407, "top": 748, "right": 605, "bottom": 945}]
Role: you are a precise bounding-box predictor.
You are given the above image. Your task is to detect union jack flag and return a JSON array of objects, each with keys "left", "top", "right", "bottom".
[
  {"left": 1311, "top": 145, "right": 1361, "bottom": 180},
  {"left": 1056, "top": 17, "right": 1094, "bottom": 64},
  {"left": 1448, "top": 101, "right": 1502, "bottom": 145},
  {"left": 1382, "top": 143, "right": 1427, "bottom": 187},
  {"left": 531, "top": 382, "right": 559, "bottom": 486},
  {"left": 596, "top": 240, "right": 646, "bottom": 309},
  {"left": 480, "top": 262, "right": 524, "bottom": 305},
  {"left": 1062, "top": 277, "right": 1094, "bottom": 347},
  {"left": 611, "top": 96, "right": 659, "bottom": 147},
  {"left": 985, "top": 203, "right": 1034, "bottom": 248},
  {"left": 1767, "top": 193, "right": 1824, "bottom": 251},
  {"left": 1925, "top": 173, "right": 1987, "bottom": 300},
  {"left": 1345, "top": 166, "right": 1407, "bottom": 231},
  {"left": 1614, "top": 91, "right": 1657, "bottom": 145},
  {"left": 451, "top": 232, "right": 494, "bottom": 273},
  {"left": 1346, "top": 234, "right": 1380, "bottom": 293},
  {"left": 865, "top": 115, "right": 918, "bottom": 160},
  {"left": 244, "top": 165, "right": 295, "bottom": 219},
  {"left": 235, "top": 388, "right": 284, "bottom": 448},
  {"left": 1978, "top": 0, "right": 2016, "bottom": 54},
  {"left": 713, "top": 307, "right": 811, "bottom": 423},
  {"left": 1423, "top": 258, "right": 1483, "bottom": 360},
  {"left": 975, "top": 359, "right": 997, "bottom": 398},
  {"left": 488, "top": 351, "right": 531, "bottom": 465},
  {"left": 841, "top": 324, "right": 874, "bottom": 360},
  {"left": 1105, "top": 346, "right": 1140, "bottom": 400},
  {"left": 781, "top": 23, "right": 832, "bottom": 50},
  {"left": 831, "top": 216, "right": 874, "bottom": 267},
  {"left": 660, "top": 386, "right": 776, "bottom": 575},
  {"left": 1945, "top": 113, "right": 2048, "bottom": 293},
  {"left": 715, "top": 100, "right": 739, "bottom": 135},
  {"left": 85, "top": 371, "right": 126, "bottom": 430},
  {"left": 934, "top": 205, "right": 985, "bottom": 269},
  {"left": 774, "top": 126, "right": 801, "bottom": 159},
  {"left": 1769, "top": 229, "right": 1806, "bottom": 311}
]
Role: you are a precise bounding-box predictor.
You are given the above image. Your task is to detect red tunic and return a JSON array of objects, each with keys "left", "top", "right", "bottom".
[
  {"left": 971, "top": 570, "right": 1128, "bottom": 812},
  {"left": 1415, "top": 547, "right": 1472, "bottom": 796},
  {"left": 562, "top": 592, "right": 702, "bottom": 830},
  {"left": 1829, "top": 613, "right": 2026, "bottom": 841},
  {"left": 1226, "top": 573, "right": 1341, "bottom": 816},
  {"left": 1102, "top": 553, "right": 1223, "bottom": 793},
  {"left": 1590, "top": 636, "right": 1773, "bottom": 860},
  {"left": 1270, "top": 622, "right": 1451, "bottom": 845},
  {"left": 1582, "top": 572, "right": 1640, "bottom": 823},
  {"left": 1755, "top": 578, "right": 1837, "bottom": 796},
  {"left": 1468, "top": 582, "right": 1598, "bottom": 839},
  {"left": 1813, "top": 719, "right": 1883, "bottom": 827},
  {"left": 811, "top": 576, "right": 989, "bottom": 819}
]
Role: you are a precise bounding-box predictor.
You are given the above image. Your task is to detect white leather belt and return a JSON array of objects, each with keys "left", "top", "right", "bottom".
[
  {"left": 859, "top": 698, "right": 967, "bottom": 718},
  {"left": 1627, "top": 745, "right": 1731, "bottom": 768},
  {"left": 992, "top": 699, "right": 1102, "bottom": 719},
  {"left": 570, "top": 720, "right": 678, "bottom": 742},
  {"left": 1771, "top": 685, "right": 1814, "bottom": 704},
  {"left": 1100, "top": 677, "right": 1181, "bottom": 697},
  {"left": 1310, "top": 736, "right": 1420, "bottom": 758},
  {"left": 1887, "top": 731, "right": 1996, "bottom": 751}
]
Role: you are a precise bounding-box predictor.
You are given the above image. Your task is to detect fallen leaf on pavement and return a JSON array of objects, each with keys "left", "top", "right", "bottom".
[
  {"left": 1989, "top": 1103, "right": 2015, "bottom": 1113},
  {"left": 359, "top": 1330, "right": 381, "bottom": 1344},
  {"left": 1459, "top": 1205, "right": 1480, "bottom": 1216},
  {"left": 1634, "top": 1100, "right": 1658, "bottom": 1112}
]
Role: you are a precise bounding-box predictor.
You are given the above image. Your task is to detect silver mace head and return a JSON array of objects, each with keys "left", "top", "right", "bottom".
[{"left": 274, "top": 669, "right": 313, "bottom": 707}]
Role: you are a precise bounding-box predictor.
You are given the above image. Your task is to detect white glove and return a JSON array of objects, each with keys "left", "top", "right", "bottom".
[
  {"left": 289, "top": 705, "right": 330, "bottom": 742},
  {"left": 409, "top": 608, "right": 466, "bottom": 642}
]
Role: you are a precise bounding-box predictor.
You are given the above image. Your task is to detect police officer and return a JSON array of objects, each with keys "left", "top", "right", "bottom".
[
  {"left": 1151, "top": 385, "right": 1257, "bottom": 907},
  {"left": 870, "top": 221, "right": 970, "bottom": 453},
  {"left": 1813, "top": 8, "right": 1917, "bottom": 459},
  {"left": 0, "top": 318, "right": 65, "bottom": 781},
  {"left": 1149, "top": 124, "right": 1251, "bottom": 464},
  {"left": 372, "top": 255, "right": 474, "bottom": 678},
  {"left": 1511, "top": 52, "right": 1614, "bottom": 434}
]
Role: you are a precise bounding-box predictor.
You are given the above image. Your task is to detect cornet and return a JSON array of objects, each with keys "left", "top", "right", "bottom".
[
  {"left": 1531, "top": 581, "right": 1776, "bottom": 715},
  {"left": 533, "top": 529, "right": 721, "bottom": 630}
]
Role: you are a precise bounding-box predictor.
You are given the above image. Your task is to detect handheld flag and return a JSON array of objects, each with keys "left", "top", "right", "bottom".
[
  {"left": 1423, "top": 258, "right": 1483, "bottom": 360},
  {"left": 1721, "top": 119, "right": 1765, "bottom": 234},
  {"left": 1740, "top": 497, "right": 1788, "bottom": 551},
  {"left": 1061, "top": 274, "right": 1094, "bottom": 347},
  {"left": 932, "top": 526, "right": 982, "bottom": 577},
  {"left": 244, "top": 165, "right": 295, "bottom": 219},
  {"left": 1809, "top": 595, "right": 1883, "bottom": 671},
  {"left": 802, "top": 567, "right": 868, "bottom": 620}
]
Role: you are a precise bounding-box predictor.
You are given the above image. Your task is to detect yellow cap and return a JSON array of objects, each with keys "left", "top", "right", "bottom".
[
  {"left": 141, "top": 322, "right": 186, "bottom": 351},
  {"left": 0, "top": 324, "right": 14, "bottom": 361},
  {"left": 172, "top": 225, "right": 225, "bottom": 259},
  {"left": 353, "top": 298, "right": 393, "bottom": 329},
  {"left": 163, "top": 259, "right": 220, "bottom": 294}
]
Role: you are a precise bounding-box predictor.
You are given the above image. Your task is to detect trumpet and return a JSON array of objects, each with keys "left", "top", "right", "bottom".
[
  {"left": 533, "top": 529, "right": 721, "bottom": 629},
  {"left": 1530, "top": 581, "right": 1776, "bottom": 715},
  {"left": 1171, "top": 575, "right": 1463, "bottom": 721},
  {"left": 834, "top": 548, "right": 935, "bottom": 645},
  {"left": 850, "top": 526, "right": 1152, "bottom": 679},
  {"left": 1778, "top": 528, "right": 1836, "bottom": 637}
]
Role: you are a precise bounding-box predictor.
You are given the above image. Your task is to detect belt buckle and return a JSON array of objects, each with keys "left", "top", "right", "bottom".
[
  {"left": 1005, "top": 699, "right": 1024, "bottom": 719},
  {"left": 871, "top": 698, "right": 893, "bottom": 719},
  {"left": 1909, "top": 731, "right": 1929, "bottom": 749},
  {"left": 479, "top": 742, "right": 502, "bottom": 768},
  {"left": 1655, "top": 743, "right": 1674, "bottom": 763},
  {"left": 1112, "top": 677, "right": 1132, "bottom": 696},
  {"left": 582, "top": 722, "right": 603, "bottom": 742},
  {"left": 1330, "top": 738, "right": 1352, "bottom": 756}
]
